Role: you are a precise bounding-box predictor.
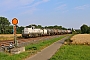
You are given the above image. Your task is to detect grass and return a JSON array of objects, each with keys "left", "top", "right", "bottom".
[
  {"left": 0, "top": 34, "right": 22, "bottom": 41},
  {"left": 50, "top": 45, "right": 90, "bottom": 60},
  {"left": 0, "top": 35, "right": 68, "bottom": 60},
  {"left": 25, "top": 35, "right": 65, "bottom": 50},
  {"left": 0, "top": 52, "right": 30, "bottom": 60}
]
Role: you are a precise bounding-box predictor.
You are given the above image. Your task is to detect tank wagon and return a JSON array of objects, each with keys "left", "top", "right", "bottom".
[{"left": 22, "top": 26, "right": 72, "bottom": 38}]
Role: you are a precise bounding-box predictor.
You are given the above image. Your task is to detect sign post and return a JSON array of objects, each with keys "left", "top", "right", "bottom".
[{"left": 12, "top": 18, "right": 18, "bottom": 47}]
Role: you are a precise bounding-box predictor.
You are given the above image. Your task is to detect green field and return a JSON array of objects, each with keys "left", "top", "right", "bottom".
[
  {"left": 0, "top": 35, "right": 68, "bottom": 60},
  {"left": 50, "top": 45, "right": 90, "bottom": 60}
]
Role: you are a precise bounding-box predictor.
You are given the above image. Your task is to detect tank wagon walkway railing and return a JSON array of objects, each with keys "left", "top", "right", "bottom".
[{"left": 25, "top": 35, "right": 71, "bottom": 60}]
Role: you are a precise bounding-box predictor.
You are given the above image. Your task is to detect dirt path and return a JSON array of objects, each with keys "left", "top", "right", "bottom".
[{"left": 25, "top": 35, "right": 70, "bottom": 60}]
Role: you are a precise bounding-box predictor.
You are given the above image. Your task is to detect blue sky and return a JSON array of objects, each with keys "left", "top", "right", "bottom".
[{"left": 0, "top": 0, "right": 90, "bottom": 29}]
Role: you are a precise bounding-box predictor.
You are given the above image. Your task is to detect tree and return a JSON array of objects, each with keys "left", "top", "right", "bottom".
[
  {"left": 37, "top": 25, "right": 42, "bottom": 28},
  {"left": 17, "top": 26, "right": 24, "bottom": 34},
  {"left": 58, "top": 26, "right": 62, "bottom": 29},
  {"left": 6, "top": 25, "right": 13, "bottom": 34},
  {"left": 54, "top": 25, "right": 58, "bottom": 29},
  {"left": 26, "top": 24, "right": 37, "bottom": 28},
  {"left": 0, "top": 17, "right": 10, "bottom": 34},
  {"left": 62, "top": 27, "right": 67, "bottom": 30},
  {"left": 87, "top": 26, "right": 90, "bottom": 33},
  {"left": 80, "top": 24, "right": 88, "bottom": 34}
]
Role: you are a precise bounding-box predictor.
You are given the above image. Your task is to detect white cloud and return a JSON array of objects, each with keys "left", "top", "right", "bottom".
[
  {"left": 0, "top": 0, "right": 49, "bottom": 9},
  {"left": 62, "top": 10, "right": 69, "bottom": 13},
  {"left": 0, "top": 0, "right": 34, "bottom": 12},
  {"left": 17, "top": 0, "right": 50, "bottom": 15},
  {"left": 31, "top": 0, "right": 50, "bottom": 7},
  {"left": 55, "top": 4, "right": 68, "bottom": 13},
  {"left": 0, "top": 0, "right": 50, "bottom": 14},
  {"left": 56, "top": 2, "right": 63, "bottom": 5},
  {"left": 56, "top": 4, "right": 67, "bottom": 10},
  {"left": 20, "top": 7, "right": 37, "bottom": 15},
  {"left": 75, "top": 4, "right": 89, "bottom": 10},
  {"left": 42, "top": 0, "right": 50, "bottom": 2},
  {"left": 32, "top": 1, "right": 42, "bottom": 7},
  {"left": 19, "top": 0, "right": 34, "bottom": 5}
]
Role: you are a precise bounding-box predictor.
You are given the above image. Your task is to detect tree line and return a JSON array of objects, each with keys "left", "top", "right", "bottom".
[
  {"left": 0, "top": 17, "right": 69, "bottom": 34},
  {"left": 26, "top": 24, "right": 68, "bottom": 30},
  {"left": 1, "top": 16, "right": 89, "bottom": 34}
]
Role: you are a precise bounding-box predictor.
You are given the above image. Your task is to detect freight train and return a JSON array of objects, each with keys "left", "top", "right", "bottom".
[{"left": 22, "top": 26, "right": 72, "bottom": 38}]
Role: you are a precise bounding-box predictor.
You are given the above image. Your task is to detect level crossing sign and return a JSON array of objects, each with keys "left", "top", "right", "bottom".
[{"left": 12, "top": 18, "right": 18, "bottom": 25}]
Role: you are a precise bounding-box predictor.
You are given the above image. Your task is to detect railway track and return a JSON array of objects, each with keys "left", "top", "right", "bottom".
[{"left": 0, "top": 35, "right": 63, "bottom": 47}]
